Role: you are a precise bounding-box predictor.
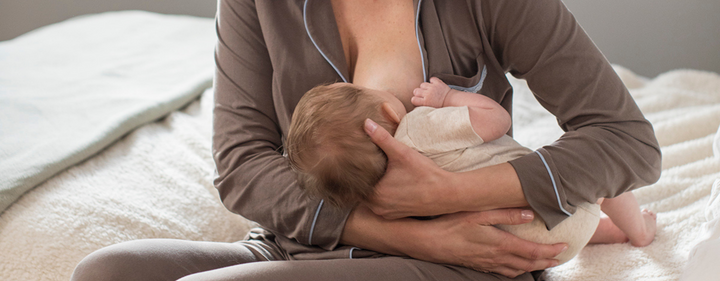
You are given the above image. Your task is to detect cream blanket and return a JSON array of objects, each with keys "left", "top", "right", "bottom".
[
  {"left": 1, "top": 11, "right": 719, "bottom": 281},
  {"left": 0, "top": 89, "right": 253, "bottom": 280},
  {"left": 0, "top": 11, "right": 216, "bottom": 213}
]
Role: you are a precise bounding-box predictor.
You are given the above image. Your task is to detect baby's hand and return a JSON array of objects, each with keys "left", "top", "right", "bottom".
[{"left": 412, "top": 77, "right": 452, "bottom": 108}]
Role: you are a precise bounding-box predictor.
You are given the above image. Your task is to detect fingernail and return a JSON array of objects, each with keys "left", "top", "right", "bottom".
[
  {"left": 551, "top": 261, "right": 559, "bottom": 267},
  {"left": 365, "top": 119, "right": 378, "bottom": 133},
  {"left": 561, "top": 245, "right": 568, "bottom": 252},
  {"left": 521, "top": 210, "right": 534, "bottom": 220}
]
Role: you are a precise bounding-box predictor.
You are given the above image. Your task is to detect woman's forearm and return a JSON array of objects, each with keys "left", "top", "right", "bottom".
[
  {"left": 446, "top": 162, "right": 529, "bottom": 212},
  {"left": 340, "top": 205, "right": 415, "bottom": 256}
]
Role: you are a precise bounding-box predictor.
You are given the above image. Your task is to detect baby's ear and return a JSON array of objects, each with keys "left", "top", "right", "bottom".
[{"left": 381, "top": 102, "right": 401, "bottom": 124}]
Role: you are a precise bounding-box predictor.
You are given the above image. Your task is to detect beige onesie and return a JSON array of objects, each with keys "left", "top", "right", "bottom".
[{"left": 395, "top": 106, "right": 601, "bottom": 265}]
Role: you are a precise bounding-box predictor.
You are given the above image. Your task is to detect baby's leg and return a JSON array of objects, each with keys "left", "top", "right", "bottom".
[{"left": 589, "top": 192, "right": 657, "bottom": 247}]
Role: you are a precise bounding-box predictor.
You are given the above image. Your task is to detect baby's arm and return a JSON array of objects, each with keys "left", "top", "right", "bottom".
[{"left": 412, "top": 77, "right": 511, "bottom": 142}]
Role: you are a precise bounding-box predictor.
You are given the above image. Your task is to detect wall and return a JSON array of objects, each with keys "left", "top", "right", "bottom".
[
  {"left": 0, "top": 0, "right": 217, "bottom": 41},
  {"left": 563, "top": 0, "right": 720, "bottom": 77}
]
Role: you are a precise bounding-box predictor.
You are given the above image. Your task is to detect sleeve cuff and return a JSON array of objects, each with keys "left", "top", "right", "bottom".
[
  {"left": 306, "top": 200, "right": 353, "bottom": 250},
  {"left": 509, "top": 148, "right": 576, "bottom": 229}
]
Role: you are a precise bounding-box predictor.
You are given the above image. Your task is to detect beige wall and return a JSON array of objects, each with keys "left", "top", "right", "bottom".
[
  {"left": 0, "top": 0, "right": 217, "bottom": 41},
  {"left": 1, "top": 0, "right": 718, "bottom": 77},
  {"left": 563, "top": 0, "right": 720, "bottom": 77}
]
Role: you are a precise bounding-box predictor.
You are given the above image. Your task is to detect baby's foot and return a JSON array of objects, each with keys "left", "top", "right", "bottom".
[
  {"left": 629, "top": 209, "right": 657, "bottom": 247},
  {"left": 589, "top": 217, "right": 629, "bottom": 244}
]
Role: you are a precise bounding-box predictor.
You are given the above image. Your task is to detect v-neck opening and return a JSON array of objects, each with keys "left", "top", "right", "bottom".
[{"left": 303, "top": 0, "right": 427, "bottom": 83}]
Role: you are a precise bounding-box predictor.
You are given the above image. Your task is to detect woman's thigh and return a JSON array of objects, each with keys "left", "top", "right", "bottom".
[
  {"left": 178, "top": 256, "right": 534, "bottom": 281},
  {"left": 70, "top": 238, "right": 279, "bottom": 281}
]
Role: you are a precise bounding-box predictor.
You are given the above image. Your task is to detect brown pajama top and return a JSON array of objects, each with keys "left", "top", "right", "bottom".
[{"left": 212, "top": 0, "right": 661, "bottom": 260}]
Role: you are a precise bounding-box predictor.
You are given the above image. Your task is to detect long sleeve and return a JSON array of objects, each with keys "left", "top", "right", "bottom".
[
  {"left": 212, "top": 0, "right": 350, "bottom": 250},
  {"left": 480, "top": 0, "right": 661, "bottom": 228}
]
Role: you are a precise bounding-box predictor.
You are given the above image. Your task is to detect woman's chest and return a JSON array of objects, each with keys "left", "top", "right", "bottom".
[
  {"left": 257, "top": 1, "right": 512, "bottom": 134},
  {"left": 331, "top": 0, "right": 423, "bottom": 107}
]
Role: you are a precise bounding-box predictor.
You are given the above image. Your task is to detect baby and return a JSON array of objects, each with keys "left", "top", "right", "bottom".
[{"left": 286, "top": 78, "right": 657, "bottom": 264}]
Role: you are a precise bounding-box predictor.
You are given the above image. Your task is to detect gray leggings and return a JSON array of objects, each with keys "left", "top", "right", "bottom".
[{"left": 70, "top": 239, "right": 535, "bottom": 281}]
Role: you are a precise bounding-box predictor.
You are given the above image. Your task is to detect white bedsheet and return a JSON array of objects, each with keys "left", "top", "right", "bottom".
[
  {"left": 680, "top": 178, "right": 720, "bottom": 280},
  {"left": 0, "top": 88, "right": 252, "bottom": 280},
  {"left": 0, "top": 11, "right": 216, "bottom": 213}
]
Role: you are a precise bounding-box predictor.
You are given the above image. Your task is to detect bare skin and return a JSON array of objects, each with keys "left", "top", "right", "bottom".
[
  {"left": 590, "top": 193, "right": 658, "bottom": 247},
  {"left": 331, "top": 0, "right": 566, "bottom": 278},
  {"left": 331, "top": 0, "right": 422, "bottom": 111}
]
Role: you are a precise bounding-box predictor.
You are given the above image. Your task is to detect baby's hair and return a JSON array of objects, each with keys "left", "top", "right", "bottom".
[{"left": 286, "top": 83, "right": 397, "bottom": 208}]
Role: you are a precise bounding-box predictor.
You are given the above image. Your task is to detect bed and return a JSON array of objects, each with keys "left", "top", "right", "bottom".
[{"left": 1, "top": 11, "right": 719, "bottom": 281}]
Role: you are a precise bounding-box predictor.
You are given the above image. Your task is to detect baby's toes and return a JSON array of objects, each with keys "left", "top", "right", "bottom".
[{"left": 642, "top": 209, "right": 657, "bottom": 220}]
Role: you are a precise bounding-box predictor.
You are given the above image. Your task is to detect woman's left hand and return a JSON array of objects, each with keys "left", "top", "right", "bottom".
[{"left": 363, "top": 118, "right": 458, "bottom": 219}]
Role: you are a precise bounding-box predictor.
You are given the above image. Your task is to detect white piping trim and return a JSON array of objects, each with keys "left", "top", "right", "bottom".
[
  {"left": 448, "top": 65, "right": 487, "bottom": 93},
  {"left": 534, "top": 151, "right": 572, "bottom": 216},
  {"left": 414, "top": 0, "right": 427, "bottom": 82},
  {"left": 349, "top": 247, "right": 360, "bottom": 259},
  {"left": 303, "top": 0, "right": 348, "bottom": 83},
  {"left": 308, "top": 199, "right": 325, "bottom": 245}
]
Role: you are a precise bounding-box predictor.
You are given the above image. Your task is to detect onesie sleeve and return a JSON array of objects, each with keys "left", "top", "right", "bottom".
[
  {"left": 396, "top": 106, "right": 484, "bottom": 153},
  {"left": 213, "top": 0, "right": 349, "bottom": 250},
  {"left": 480, "top": 0, "right": 661, "bottom": 228}
]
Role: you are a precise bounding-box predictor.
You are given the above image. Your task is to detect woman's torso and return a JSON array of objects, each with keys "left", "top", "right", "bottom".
[{"left": 331, "top": 0, "right": 424, "bottom": 112}]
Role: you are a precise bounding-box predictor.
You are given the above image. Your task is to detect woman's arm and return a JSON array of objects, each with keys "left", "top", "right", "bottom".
[
  {"left": 342, "top": 204, "right": 567, "bottom": 278},
  {"left": 213, "top": 0, "right": 349, "bottom": 250},
  {"left": 483, "top": 0, "right": 662, "bottom": 228},
  {"left": 366, "top": 0, "right": 661, "bottom": 225},
  {"left": 344, "top": 121, "right": 568, "bottom": 277}
]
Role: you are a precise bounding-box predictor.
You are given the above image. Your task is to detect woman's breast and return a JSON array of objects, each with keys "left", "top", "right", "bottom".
[
  {"left": 352, "top": 48, "right": 423, "bottom": 110},
  {"left": 332, "top": 0, "right": 424, "bottom": 110}
]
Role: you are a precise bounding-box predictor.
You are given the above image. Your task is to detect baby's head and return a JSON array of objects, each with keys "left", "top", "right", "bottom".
[{"left": 286, "top": 83, "right": 406, "bottom": 208}]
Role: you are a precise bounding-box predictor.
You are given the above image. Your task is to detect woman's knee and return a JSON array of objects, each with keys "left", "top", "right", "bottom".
[
  {"left": 70, "top": 239, "right": 194, "bottom": 281},
  {"left": 71, "top": 241, "right": 151, "bottom": 281},
  {"left": 71, "top": 239, "right": 262, "bottom": 281}
]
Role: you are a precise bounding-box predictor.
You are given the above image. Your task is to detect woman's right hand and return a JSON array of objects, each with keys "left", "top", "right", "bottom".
[
  {"left": 407, "top": 209, "right": 567, "bottom": 278},
  {"left": 341, "top": 205, "right": 568, "bottom": 278}
]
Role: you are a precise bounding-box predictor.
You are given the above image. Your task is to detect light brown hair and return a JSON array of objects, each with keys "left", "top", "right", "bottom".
[{"left": 286, "top": 83, "right": 397, "bottom": 208}]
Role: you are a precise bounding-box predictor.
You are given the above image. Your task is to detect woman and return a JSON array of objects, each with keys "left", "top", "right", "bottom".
[{"left": 71, "top": 0, "right": 661, "bottom": 280}]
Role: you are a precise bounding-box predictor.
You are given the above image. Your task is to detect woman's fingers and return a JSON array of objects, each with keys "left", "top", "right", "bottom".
[
  {"left": 473, "top": 210, "right": 567, "bottom": 260},
  {"left": 496, "top": 244, "right": 561, "bottom": 272},
  {"left": 460, "top": 210, "right": 566, "bottom": 274},
  {"left": 504, "top": 235, "right": 567, "bottom": 262},
  {"left": 364, "top": 118, "right": 450, "bottom": 218},
  {"left": 364, "top": 118, "right": 413, "bottom": 161},
  {"left": 469, "top": 208, "right": 536, "bottom": 226}
]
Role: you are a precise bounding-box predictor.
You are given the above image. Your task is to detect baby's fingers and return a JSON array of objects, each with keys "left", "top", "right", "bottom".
[
  {"left": 411, "top": 96, "right": 426, "bottom": 106},
  {"left": 419, "top": 82, "right": 433, "bottom": 90},
  {"left": 429, "top": 77, "right": 446, "bottom": 86}
]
